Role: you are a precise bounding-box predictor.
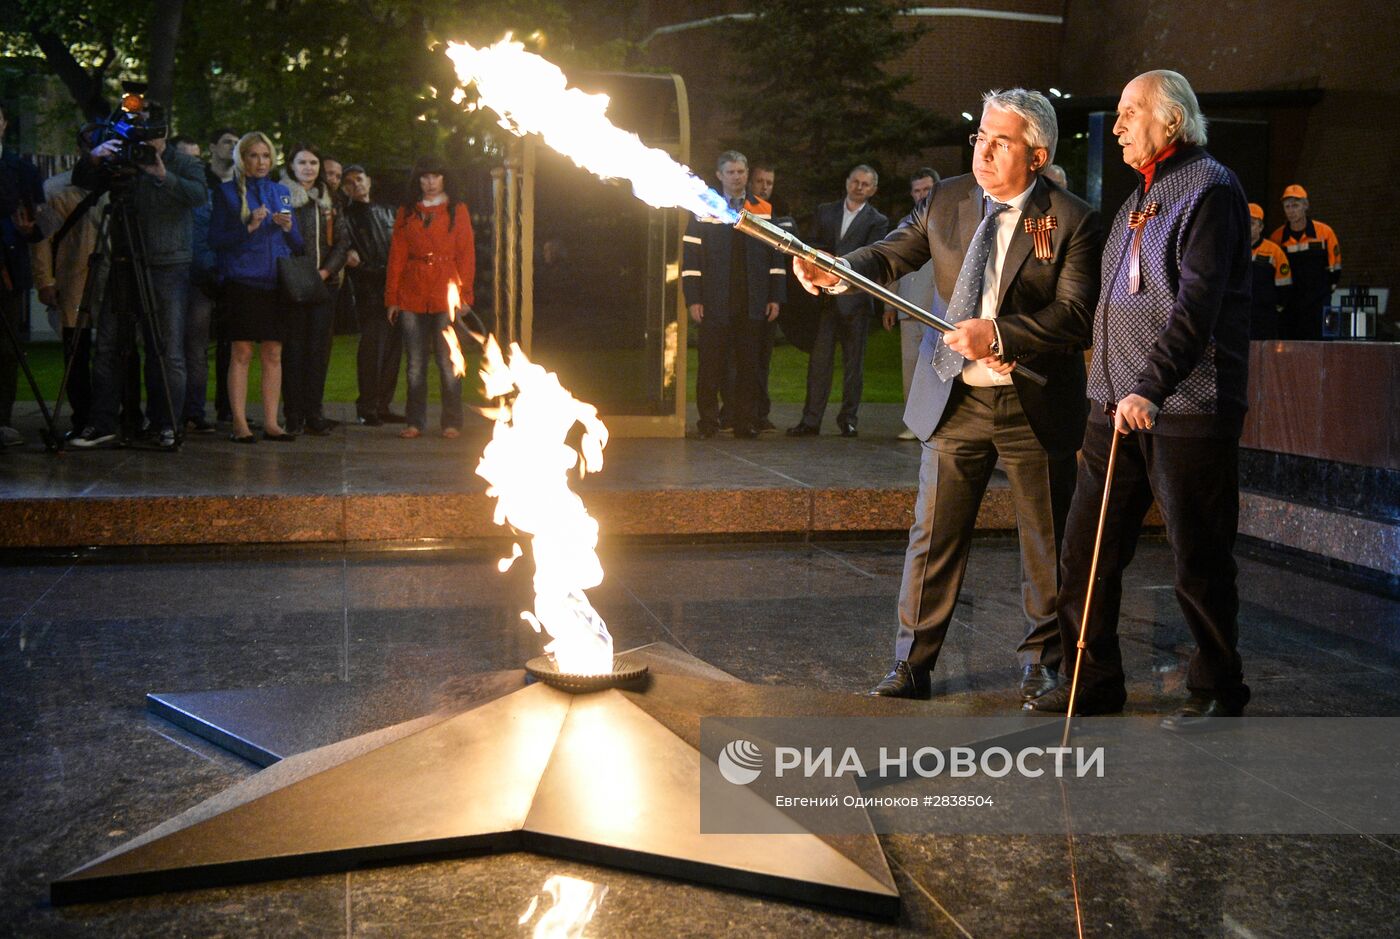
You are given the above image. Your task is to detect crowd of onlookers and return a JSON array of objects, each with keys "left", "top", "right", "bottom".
[
  {"left": 0, "top": 110, "right": 479, "bottom": 450},
  {"left": 0, "top": 99, "right": 1344, "bottom": 453}
]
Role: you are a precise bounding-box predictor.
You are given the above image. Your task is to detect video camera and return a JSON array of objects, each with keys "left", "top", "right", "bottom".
[{"left": 94, "top": 82, "right": 167, "bottom": 170}]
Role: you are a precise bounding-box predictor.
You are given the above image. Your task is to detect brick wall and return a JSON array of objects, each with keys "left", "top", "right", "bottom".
[{"left": 641, "top": 1, "right": 1393, "bottom": 295}]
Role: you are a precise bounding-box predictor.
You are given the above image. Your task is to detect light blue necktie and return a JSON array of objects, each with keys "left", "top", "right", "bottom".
[{"left": 933, "top": 198, "right": 1011, "bottom": 381}]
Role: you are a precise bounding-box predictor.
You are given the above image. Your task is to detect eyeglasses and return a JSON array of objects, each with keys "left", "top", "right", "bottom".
[{"left": 969, "top": 134, "right": 1014, "bottom": 154}]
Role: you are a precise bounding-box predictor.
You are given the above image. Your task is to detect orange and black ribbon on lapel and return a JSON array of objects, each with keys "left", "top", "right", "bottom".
[
  {"left": 1126, "top": 201, "right": 1160, "bottom": 293},
  {"left": 1023, "top": 215, "right": 1057, "bottom": 261}
]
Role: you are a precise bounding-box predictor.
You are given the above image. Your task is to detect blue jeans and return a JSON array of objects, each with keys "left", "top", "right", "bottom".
[
  {"left": 182, "top": 281, "right": 214, "bottom": 422},
  {"left": 399, "top": 311, "right": 462, "bottom": 431},
  {"left": 91, "top": 262, "right": 188, "bottom": 435}
]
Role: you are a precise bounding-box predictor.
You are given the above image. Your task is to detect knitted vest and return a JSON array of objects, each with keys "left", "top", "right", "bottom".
[{"left": 1087, "top": 150, "right": 1246, "bottom": 433}]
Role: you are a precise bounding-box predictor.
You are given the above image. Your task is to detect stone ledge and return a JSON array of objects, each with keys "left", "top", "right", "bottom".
[
  {"left": 0, "top": 486, "right": 1178, "bottom": 549},
  {"left": 1239, "top": 491, "right": 1399, "bottom": 577}
]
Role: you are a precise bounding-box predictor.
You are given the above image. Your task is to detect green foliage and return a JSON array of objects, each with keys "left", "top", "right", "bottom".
[
  {"left": 5, "top": 0, "right": 640, "bottom": 169},
  {"left": 718, "top": 0, "right": 949, "bottom": 216}
]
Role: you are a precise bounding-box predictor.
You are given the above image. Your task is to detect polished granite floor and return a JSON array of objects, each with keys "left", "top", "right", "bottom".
[{"left": 3, "top": 538, "right": 1398, "bottom": 937}]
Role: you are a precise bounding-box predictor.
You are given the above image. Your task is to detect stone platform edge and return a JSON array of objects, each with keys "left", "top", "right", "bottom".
[
  {"left": 3, "top": 487, "right": 1388, "bottom": 585},
  {"left": 0, "top": 487, "right": 1026, "bottom": 548}
]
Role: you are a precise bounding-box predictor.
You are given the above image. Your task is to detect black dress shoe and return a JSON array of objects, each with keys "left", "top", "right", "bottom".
[
  {"left": 838, "top": 422, "right": 858, "bottom": 437},
  {"left": 1019, "top": 664, "right": 1059, "bottom": 701},
  {"left": 1160, "top": 694, "right": 1244, "bottom": 733},
  {"left": 867, "top": 661, "right": 931, "bottom": 700},
  {"left": 380, "top": 411, "right": 407, "bottom": 423},
  {"left": 733, "top": 425, "right": 758, "bottom": 439},
  {"left": 263, "top": 431, "right": 298, "bottom": 442},
  {"left": 786, "top": 423, "right": 819, "bottom": 437},
  {"left": 695, "top": 422, "right": 719, "bottom": 439},
  {"left": 357, "top": 414, "right": 384, "bottom": 427},
  {"left": 1022, "top": 683, "right": 1124, "bottom": 715},
  {"left": 755, "top": 419, "right": 776, "bottom": 433},
  {"left": 285, "top": 419, "right": 306, "bottom": 436}
]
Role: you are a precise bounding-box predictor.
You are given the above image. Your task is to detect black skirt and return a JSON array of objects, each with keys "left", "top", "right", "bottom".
[{"left": 222, "top": 281, "right": 287, "bottom": 343}]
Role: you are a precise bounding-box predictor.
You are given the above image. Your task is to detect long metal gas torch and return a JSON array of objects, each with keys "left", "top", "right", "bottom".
[{"left": 733, "top": 209, "right": 1048, "bottom": 387}]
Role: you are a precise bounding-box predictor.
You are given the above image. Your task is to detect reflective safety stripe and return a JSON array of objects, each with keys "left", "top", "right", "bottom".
[
  {"left": 680, "top": 270, "right": 702, "bottom": 277},
  {"left": 768, "top": 268, "right": 785, "bottom": 275},
  {"left": 683, "top": 235, "right": 702, "bottom": 244}
]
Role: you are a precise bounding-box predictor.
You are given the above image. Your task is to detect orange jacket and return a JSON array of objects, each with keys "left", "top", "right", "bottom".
[{"left": 385, "top": 200, "right": 476, "bottom": 313}]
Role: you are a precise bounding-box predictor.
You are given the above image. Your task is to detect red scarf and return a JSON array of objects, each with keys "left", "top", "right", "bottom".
[{"left": 1140, "top": 143, "right": 1179, "bottom": 192}]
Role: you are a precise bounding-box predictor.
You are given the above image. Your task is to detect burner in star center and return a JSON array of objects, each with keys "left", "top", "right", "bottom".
[{"left": 524, "top": 654, "right": 649, "bottom": 692}]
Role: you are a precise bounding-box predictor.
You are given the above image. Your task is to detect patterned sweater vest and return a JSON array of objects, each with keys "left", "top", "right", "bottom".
[{"left": 1087, "top": 153, "right": 1241, "bottom": 424}]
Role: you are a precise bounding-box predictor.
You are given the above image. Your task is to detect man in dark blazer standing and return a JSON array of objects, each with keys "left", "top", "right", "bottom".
[
  {"left": 787, "top": 164, "right": 888, "bottom": 437},
  {"left": 796, "top": 89, "right": 1102, "bottom": 701}
]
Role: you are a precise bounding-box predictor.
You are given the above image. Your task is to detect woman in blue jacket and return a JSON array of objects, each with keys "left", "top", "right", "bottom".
[{"left": 209, "top": 131, "right": 302, "bottom": 442}]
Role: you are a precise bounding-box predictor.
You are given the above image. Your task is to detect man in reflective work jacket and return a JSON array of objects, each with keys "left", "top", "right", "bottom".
[{"left": 1270, "top": 184, "right": 1340, "bottom": 340}]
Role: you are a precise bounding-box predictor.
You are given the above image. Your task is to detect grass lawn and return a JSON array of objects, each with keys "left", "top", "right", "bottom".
[{"left": 17, "top": 324, "right": 906, "bottom": 406}]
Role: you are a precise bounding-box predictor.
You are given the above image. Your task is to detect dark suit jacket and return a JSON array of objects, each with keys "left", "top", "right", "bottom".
[
  {"left": 813, "top": 199, "right": 888, "bottom": 319},
  {"left": 843, "top": 173, "right": 1102, "bottom": 454}
]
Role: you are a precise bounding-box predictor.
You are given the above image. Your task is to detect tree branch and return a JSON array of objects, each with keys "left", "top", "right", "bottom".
[{"left": 29, "top": 26, "right": 110, "bottom": 118}]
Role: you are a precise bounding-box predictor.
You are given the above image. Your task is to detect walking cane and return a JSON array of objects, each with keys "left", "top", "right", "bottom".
[{"left": 1060, "top": 411, "right": 1128, "bottom": 749}]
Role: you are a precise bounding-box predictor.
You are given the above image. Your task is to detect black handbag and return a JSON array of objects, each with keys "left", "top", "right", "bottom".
[
  {"left": 276, "top": 202, "right": 331, "bottom": 304},
  {"left": 277, "top": 255, "right": 330, "bottom": 304}
]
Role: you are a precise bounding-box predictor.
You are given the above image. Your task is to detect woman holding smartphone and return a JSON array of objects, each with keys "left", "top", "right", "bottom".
[
  {"left": 209, "top": 131, "right": 303, "bottom": 442},
  {"left": 384, "top": 156, "right": 475, "bottom": 439}
]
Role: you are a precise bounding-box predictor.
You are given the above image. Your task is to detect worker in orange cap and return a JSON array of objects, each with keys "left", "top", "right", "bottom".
[
  {"left": 1270, "top": 185, "right": 1340, "bottom": 339},
  {"left": 1248, "top": 203, "right": 1290, "bottom": 339}
]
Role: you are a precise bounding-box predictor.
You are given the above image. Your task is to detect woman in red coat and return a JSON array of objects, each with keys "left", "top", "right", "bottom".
[{"left": 384, "top": 157, "right": 475, "bottom": 438}]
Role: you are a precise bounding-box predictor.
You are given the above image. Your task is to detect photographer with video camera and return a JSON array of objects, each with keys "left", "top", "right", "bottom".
[{"left": 69, "top": 93, "right": 207, "bottom": 450}]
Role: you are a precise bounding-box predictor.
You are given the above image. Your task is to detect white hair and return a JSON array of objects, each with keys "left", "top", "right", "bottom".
[
  {"left": 982, "top": 88, "right": 1058, "bottom": 164},
  {"left": 1140, "top": 69, "right": 1208, "bottom": 146}
]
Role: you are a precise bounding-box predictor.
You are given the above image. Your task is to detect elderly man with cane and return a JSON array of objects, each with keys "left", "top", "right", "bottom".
[{"left": 1026, "top": 70, "right": 1252, "bottom": 729}]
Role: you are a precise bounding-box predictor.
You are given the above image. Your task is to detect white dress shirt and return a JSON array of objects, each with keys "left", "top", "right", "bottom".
[
  {"left": 963, "top": 179, "right": 1036, "bottom": 387},
  {"left": 839, "top": 200, "right": 863, "bottom": 239}
]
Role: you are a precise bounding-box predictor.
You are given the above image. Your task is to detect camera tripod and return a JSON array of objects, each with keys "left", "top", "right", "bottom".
[{"left": 49, "top": 178, "right": 181, "bottom": 452}]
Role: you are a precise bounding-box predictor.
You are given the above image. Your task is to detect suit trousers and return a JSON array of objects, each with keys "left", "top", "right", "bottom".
[
  {"left": 800, "top": 299, "right": 867, "bottom": 430},
  {"left": 725, "top": 319, "right": 774, "bottom": 424},
  {"left": 895, "top": 382, "right": 1074, "bottom": 675},
  {"left": 1056, "top": 421, "right": 1249, "bottom": 707},
  {"left": 697, "top": 313, "right": 761, "bottom": 433},
  {"left": 352, "top": 272, "right": 401, "bottom": 419},
  {"left": 899, "top": 318, "right": 926, "bottom": 402}
]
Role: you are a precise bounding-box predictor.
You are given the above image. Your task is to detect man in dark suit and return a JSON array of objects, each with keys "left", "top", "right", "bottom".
[
  {"left": 787, "top": 164, "right": 888, "bottom": 437},
  {"left": 796, "top": 89, "right": 1102, "bottom": 701}
]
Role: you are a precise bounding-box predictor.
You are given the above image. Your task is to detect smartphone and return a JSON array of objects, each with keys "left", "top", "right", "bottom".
[{"left": 276, "top": 192, "right": 292, "bottom": 214}]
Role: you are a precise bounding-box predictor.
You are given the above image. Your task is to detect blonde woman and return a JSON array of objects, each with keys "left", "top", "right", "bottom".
[{"left": 208, "top": 131, "right": 303, "bottom": 442}]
